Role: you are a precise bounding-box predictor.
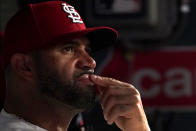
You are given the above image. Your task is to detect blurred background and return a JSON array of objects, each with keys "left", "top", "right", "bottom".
[{"left": 1, "top": 0, "right": 196, "bottom": 131}]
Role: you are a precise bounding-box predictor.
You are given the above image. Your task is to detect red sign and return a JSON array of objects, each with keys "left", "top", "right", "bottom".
[{"left": 99, "top": 47, "right": 196, "bottom": 109}]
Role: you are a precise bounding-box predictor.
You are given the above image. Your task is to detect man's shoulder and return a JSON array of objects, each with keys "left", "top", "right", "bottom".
[
  {"left": 0, "top": 111, "right": 26, "bottom": 131},
  {"left": 0, "top": 109, "right": 47, "bottom": 131}
]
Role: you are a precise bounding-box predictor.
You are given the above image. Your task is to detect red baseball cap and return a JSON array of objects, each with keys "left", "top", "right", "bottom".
[{"left": 1, "top": 1, "right": 118, "bottom": 70}]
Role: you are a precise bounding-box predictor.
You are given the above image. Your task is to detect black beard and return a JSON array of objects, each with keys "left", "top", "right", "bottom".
[{"left": 33, "top": 58, "right": 96, "bottom": 111}]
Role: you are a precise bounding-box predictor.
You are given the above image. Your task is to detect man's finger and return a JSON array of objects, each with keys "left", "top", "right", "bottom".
[
  {"left": 100, "top": 85, "right": 133, "bottom": 106},
  {"left": 102, "top": 94, "right": 136, "bottom": 117},
  {"left": 106, "top": 104, "right": 131, "bottom": 125},
  {"left": 90, "top": 75, "right": 130, "bottom": 88}
]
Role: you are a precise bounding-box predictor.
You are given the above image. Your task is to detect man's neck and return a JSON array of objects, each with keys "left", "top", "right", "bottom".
[{"left": 4, "top": 93, "right": 79, "bottom": 131}]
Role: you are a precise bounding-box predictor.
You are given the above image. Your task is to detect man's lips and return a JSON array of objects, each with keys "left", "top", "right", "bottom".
[{"left": 77, "top": 74, "right": 94, "bottom": 86}]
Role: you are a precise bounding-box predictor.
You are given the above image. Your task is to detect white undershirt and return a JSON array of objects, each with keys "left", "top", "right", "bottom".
[{"left": 0, "top": 109, "right": 47, "bottom": 131}]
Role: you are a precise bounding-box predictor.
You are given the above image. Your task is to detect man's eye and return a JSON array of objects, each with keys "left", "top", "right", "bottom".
[
  {"left": 62, "top": 46, "right": 74, "bottom": 53},
  {"left": 86, "top": 47, "right": 92, "bottom": 55}
]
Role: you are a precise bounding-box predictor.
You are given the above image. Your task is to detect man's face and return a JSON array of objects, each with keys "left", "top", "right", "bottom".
[{"left": 33, "top": 37, "right": 97, "bottom": 110}]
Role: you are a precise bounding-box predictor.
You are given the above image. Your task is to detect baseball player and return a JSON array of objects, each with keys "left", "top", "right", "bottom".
[{"left": 0, "top": 1, "right": 150, "bottom": 131}]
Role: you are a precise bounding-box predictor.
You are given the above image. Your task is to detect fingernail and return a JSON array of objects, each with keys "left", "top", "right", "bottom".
[
  {"left": 90, "top": 74, "right": 96, "bottom": 80},
  {"left": 92, "top": 75, "right": 97, "bottom": 79}
]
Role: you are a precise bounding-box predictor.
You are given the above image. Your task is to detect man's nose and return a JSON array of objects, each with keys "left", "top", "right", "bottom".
[{"left": 76, "top": 52, "right": 96, "bottom": 70}]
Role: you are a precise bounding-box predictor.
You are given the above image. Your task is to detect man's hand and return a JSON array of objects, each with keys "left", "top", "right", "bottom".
[{"left": 90, "top": 75, "right": 150, "bottom": 131}]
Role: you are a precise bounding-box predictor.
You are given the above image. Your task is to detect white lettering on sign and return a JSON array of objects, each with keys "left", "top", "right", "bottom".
[
  {"left": 62, "top": 3, "right": 83, "bottom": 23},
  {"left": 132, "top": 69, "right": 161, "bottom": 98},
  {"left": 164, "top": 68, "right": 191, "bottom": 98},
  {"left": 132, "top": 68, "right": 192, "bottom": 98}
]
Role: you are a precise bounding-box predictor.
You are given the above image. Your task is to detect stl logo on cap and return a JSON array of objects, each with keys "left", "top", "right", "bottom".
[{"left": 62, "top": 3, "right": 83, "bottom": 24}]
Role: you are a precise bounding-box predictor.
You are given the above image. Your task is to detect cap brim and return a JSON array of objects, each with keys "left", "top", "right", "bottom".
[{"left": 51, "top": 26, "right": 118, "bottom": 52}]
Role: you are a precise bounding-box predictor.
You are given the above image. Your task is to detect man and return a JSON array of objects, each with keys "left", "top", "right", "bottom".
[{"left": 0, "top": 1, "right": 150, "bottom": 131}]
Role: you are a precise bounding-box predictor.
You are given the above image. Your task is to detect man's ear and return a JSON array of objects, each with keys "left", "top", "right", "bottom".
[{"left": 10, "top": 53, "right": 34, "bottom": 80}]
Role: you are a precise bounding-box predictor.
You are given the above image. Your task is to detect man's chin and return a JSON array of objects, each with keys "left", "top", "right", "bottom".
[
  {"left": 58, "top": 86, "right": 96, "bottom": 111},
  {"left": 66, "top": 98, "right": 96, "bottom": 111},
  {"left": 46, "top": 91, "right": 95, "bottom": 111},
  {"left": 76, "top": 80, "right": 94, "bottom": 89},
  {"left": 73, "top": 87, "right": 96, "bottom": 110}
]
